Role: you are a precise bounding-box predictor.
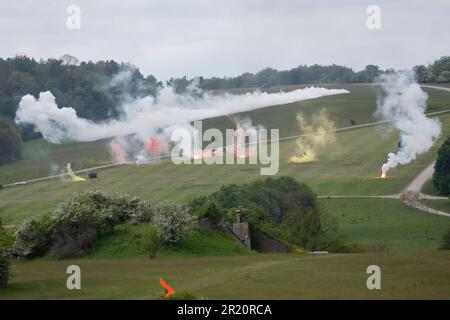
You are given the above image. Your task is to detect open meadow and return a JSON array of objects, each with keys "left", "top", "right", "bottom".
[{"left": 1, "top": 84, "right": 450, "bottom": 299}]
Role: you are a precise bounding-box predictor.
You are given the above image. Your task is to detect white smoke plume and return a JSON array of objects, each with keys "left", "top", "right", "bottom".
[
  {"left": 377, "top": 71, "right": 441, "bottom": 177},
  {"left": 15, "top": 85, "right": 348, "bottom": 163}
]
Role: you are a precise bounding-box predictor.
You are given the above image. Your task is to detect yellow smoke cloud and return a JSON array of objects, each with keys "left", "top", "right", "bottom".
[
  {"left": 66, "top": 163, "right": 86, "bottom": 182},
  {"left": 289, "top": 109, "right": 336, "bottom": 163}
]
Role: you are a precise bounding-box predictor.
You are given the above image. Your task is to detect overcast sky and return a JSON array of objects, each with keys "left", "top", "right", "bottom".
[{"left": 0, "top": 0, "right": 449, "bottom": 80}]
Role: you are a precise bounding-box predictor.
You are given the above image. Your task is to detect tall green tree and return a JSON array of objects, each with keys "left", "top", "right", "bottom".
[
  {"left": 0, "top": 117, "right": 23, "bottom": 165},
  {"left": 0, "top": 218, "right": 12, "bottom": 288},
  {"left": 433, "top": 137, "right": 450, "bottom": 195}
]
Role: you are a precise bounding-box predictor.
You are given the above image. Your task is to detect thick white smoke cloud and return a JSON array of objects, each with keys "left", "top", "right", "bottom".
[
  {"left": 16, "top": 86, "right": 348, "bottom": 144},
  {"left": 377, "top": 71, "right": 441, "bottom": 176}
]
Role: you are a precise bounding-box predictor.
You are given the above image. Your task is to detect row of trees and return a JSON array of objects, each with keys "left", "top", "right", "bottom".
[
  {"left": 2, "top": 55, "right": 448, "bottom": 131},
  {"left": 168, "top": 56, "right": 450, "bottom": 92},
  {"left": 0, "top": 55, "right": 162, "bottom": 135},
  {"left": 414, "top": 56, "right": 450, "bottom": 83},
  {"left": 169, "top": 64, "right": 385, "bottom": 92}
]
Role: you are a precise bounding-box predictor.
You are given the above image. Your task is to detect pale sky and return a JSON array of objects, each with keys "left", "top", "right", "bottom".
[{"left": 1, "top": 0, "right": 449, "bottom": 80}]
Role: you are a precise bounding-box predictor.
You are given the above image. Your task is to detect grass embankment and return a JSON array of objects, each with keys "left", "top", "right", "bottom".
[
  {"left": 88, "top": 225, "right": 251, "bottom": 259},
  {"left": 1, "top": 251, "right": 450, "bottom": 299},
  {"left": 419, "top": 178, "right": 450, "bottom": 213},
  {"left": 1, "top": 85, "right": 450, "bottom": 300}
]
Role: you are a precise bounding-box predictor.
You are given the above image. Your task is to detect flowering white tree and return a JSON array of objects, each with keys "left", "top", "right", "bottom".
[{"left": 152, "top": 201, "right": 194, "bottom": 244}]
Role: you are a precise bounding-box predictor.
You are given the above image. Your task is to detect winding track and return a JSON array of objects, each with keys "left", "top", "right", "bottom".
[{"left": 316, "top": 85, "right": 450, "bottom": 217}]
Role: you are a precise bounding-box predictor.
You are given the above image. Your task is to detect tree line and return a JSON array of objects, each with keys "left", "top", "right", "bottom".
[
  {"left": 0, "top": 54, "right": 162, "bottom": 164},
  {"left": 170, "top": 56, "right": 450, "bottom": 92}
]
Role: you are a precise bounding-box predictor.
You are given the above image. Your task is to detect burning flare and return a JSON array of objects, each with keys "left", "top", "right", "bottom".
[
  {"left": 145, "top": 136, "right": 169, "bottom": 161},
  {"left": 377, "top": 71, "right": 441, "bottom": 177}
]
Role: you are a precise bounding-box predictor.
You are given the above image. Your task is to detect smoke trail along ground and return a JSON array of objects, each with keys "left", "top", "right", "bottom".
[
  {"left": 376, "top": 71, "right": 441, "bottom": 177},
  {"left": 15, "top": 86, "right": 348, "bottom": 163},
  {"left": 289, "top": 109, "right": 336, "bottom": 163}
]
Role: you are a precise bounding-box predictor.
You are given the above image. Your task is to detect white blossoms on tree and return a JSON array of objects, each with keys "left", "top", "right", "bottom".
[{"left": 152, "top": 201, "right": 194, "bottom": 244}]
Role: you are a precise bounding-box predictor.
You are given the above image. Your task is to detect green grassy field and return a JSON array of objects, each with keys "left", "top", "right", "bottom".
[
  {"left": 1, "top": 84, "right": 450, "bottom": 185},
  {"left": 422, "top": 178, "right": 444, "bottom": 196},
  {"left": 320, "top": 198, "right": 450, "bottom": 251},
  {"left": 2, "top": 85, "right": 450, "bottom": 225},
  {"left": 0, "top": 139, "right": 111, "bottom": 185},
  {"left": 1, "top": 115, "right": 450, "bottom": 225},
  {"left": 421, "top": 199, "right": 450, "bottom": 213},
  {"left": 2, "top": 251, "right": 450, "bottom": 299},
  {"left": 1, "top": 84, "right": 450, "bottom": 300}
]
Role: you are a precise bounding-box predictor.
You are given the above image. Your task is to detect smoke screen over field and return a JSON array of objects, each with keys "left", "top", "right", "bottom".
[{"left": 15, "top": 85, "right": 348, "bottom": 163}]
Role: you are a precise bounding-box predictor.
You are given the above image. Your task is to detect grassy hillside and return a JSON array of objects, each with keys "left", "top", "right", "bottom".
[
  {"left": 1, "top": 84, "right": 450, "bottom": 300},
  {"left": 1, "top": 84, "right": 449, "bottom": 185},
  {"left": 421, "top": 199, "right": 450, "bottom": 213},
  {"left": 88, "top": 224, "right": 251, "bottom": 259},
  {"left": 1, "top": 85, "right": 450, "bottom": 225},
  {"left": 0, "top": 139, "right": 111, "bottom": 184},
  {"left": 2, "top": 251, "right": 450, "bottom": 299}
]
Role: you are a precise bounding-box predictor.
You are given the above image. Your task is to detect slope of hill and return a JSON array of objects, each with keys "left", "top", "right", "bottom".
[{"left": 1, "top": 85, "right": 450, "bottom": 226}]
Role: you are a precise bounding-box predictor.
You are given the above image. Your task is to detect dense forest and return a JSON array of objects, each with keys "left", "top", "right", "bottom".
[{"left": 0, "top": 54, "right": 450, "bottom": 165}]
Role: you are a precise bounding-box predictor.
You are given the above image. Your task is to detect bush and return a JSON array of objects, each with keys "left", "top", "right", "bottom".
[
  {"left": 439, "top": 229, "right": 450, "bottom": 250},
  {"left": 13, "top": 214, "right": 55, "bottom": 258},
  {"left": 50, "top": 223, "right": 98, "bottom": 259},
  {"left": 141, "top": 225, "right": 161, "bottom": 259},
  {"left": 56, "top": 190, "right": 116, "bottom": 233},
  {"left": 130, "top": 201, "right": 154, "bottom": 223},
  {"left": 207, "top": 176, "right": 316, "bottom": 222},
  {"left": 0, "top": 217, "right": 15, "bottom": 248},
  {"left": 108, "top": 194, "right": 143, "bottom": 224},
  {"left": 188, "top": 195, "right": 209, "bottom": 213},
  {"left": 49, "top": 192, "right": 111, "bottom": 258},
  {"left": 196, "top": 201, "right": 225, "bottom": 226},
  {"left": 153, "top": 201, "right": 194, "bottom": 244},
  {"left": 13, "top": 190, "right": 156, "bottom": 259},
  {"left": 282, "top": 206, "right": 337, "bottom": 251},
  {"left": 0, "top": 247, "right": 10, "bottom": 288},
  {"left": 0, "top": 219, "right": 12, "bottom": 289}
]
